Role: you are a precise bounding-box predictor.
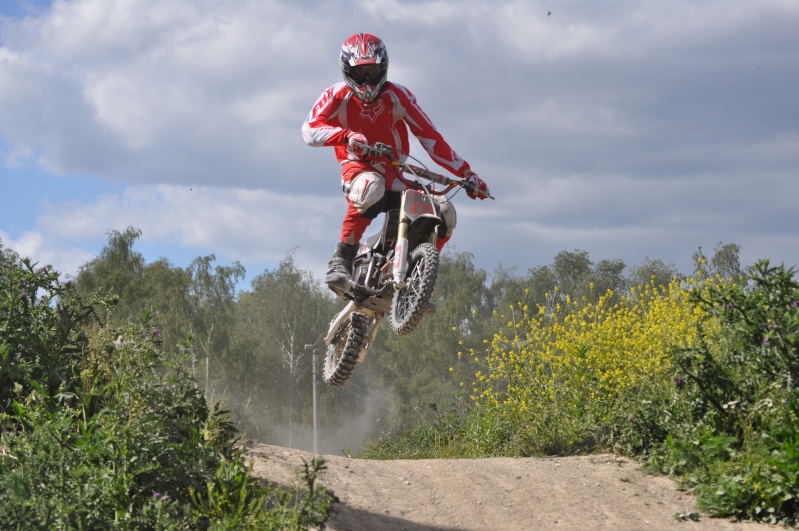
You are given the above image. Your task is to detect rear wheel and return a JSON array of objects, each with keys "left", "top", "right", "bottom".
[
  {"left": 390, "top": 243, "right": 439, "bottom": 335},
  {"left": 323, "top": 312, "right": 368, "bottom": 386}
]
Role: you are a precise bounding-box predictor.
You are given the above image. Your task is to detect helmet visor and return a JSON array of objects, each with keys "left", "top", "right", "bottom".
[{"left": 348, "top": 64, "right": 384, "bottom": 85}]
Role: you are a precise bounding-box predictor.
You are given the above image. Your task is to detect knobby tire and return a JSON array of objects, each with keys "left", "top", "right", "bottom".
[
  {"left": 389, "top": 242, "right": 439, "bottom": 335},
  {"left": 323, "top": 312, "right": 368, "bottom": 386}
]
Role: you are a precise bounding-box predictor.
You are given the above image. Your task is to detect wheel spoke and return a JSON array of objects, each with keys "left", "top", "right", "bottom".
[{"left": 390, "top": 243, "right": 439, "bottom": 335}]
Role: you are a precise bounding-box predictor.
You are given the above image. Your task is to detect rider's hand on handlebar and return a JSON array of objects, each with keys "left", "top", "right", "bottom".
[
  {"left": 463, "top": 170, "right": 489, "bottom": 200},
  {"left": 346, "top": 132, "right": 369, "bottom": 159}
]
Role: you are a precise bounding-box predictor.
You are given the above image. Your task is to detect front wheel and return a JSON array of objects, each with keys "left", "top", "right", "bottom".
[
  {"left": 390, "top": 242, "right": 439, "bottom": 335},
  {"left": 323, "top": 312, "right": 368, "bottom": 386}
]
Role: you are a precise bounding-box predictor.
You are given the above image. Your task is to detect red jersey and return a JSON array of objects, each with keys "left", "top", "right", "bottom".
[{"left": 302, "top": 81, "right": 471, "bottom": 188}]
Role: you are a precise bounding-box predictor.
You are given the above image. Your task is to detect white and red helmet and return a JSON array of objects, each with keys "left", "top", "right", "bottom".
[{"left": 340, "top": 33, "right": 389, "bottom": 103}]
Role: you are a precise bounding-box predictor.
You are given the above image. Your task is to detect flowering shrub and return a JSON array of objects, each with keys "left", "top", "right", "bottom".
[
  {"left": 464, "top": 271, "right": 730, "bottom": 455},
  {"left": 459, "top": 259, "right": 799, "bottom": 525}
]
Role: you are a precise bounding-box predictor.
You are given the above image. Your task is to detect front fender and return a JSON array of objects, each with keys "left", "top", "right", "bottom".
[{"left": 407, "top": 215, "right": 441, "bottom": 249}]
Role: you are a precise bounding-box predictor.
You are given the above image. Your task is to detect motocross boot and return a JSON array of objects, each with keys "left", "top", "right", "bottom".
[{"left": 325, "top": 242, "right": 358, "bottom": 293}]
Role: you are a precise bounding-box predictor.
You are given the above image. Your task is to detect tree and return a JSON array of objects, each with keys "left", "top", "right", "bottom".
[
  {"left": 0, "top": 237, "right": 19, "bottom": 268},
  {"left": 74, "top": 229, "right": 246, "bottom": 401},
  {"left": 552, "top": 249, "right": 593, "bottom": 298},
  {"left": 186, "top": 254, "right": 245, "bottom": 400},
  {"left": 628, "top": 256, "right": 681, "bottom": 290},
  {"left": 486, "top": 262, "right": 529, "bottom": 313},
  {"left": 693, "top": 241, "right": 744, "bottom": 280},
  {"left": 76, "top": 227, "right": 146, "bottom": 320},
  {"left": 711, "top": 241, "right": 744, "bottom": 280},
  {"left": 137, "top": 257, "right": 193, "bottom": 355},
  {"left": 518, "top": 250, "right": 628, "bottom": 306},
  {"left": 226, "top": 253, "right": 336, "bottom": 447},
  {"left": 592, "top": 259, "right": 626, "bottom": 297}
]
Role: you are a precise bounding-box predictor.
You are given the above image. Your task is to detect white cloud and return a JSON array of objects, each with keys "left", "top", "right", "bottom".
[
  {"left": 1, "top": 0, "right": 334, "bottom": 186},
  {"left": 361, "top": 0, "right": 462, "bottom": 26},
  {"left": 37, "top": 184, "right": 339, "bottom": 255},
  {"left": 0, "top": 228, "right": 95, "bottom": 277},
  {"left": 493, "top": 2, "right": 615, "bottom": 61},
  {"left": 1, "top": 0, "right": 799, "bottom": 284}
]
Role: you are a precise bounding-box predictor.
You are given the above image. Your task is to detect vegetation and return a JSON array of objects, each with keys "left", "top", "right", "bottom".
[
  {"left": 645, "top": 261, "right": 799, "bottom": 525},
  {"left": 3, "top": 229, "right": 796, "bottom": 527},
  {"left": 0, "top": 247, "right": 335, "bottom": 529},
  {"left": 362, "top": 249, "right": 799, "bottom": 527}
]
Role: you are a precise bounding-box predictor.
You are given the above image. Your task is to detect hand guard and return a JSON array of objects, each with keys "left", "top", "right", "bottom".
[
  {"left": 346, "top": 132, "right": 369, "bottom": 159},
  {"left": 463, "top": 170, "right": 489, "bottom": 200}
]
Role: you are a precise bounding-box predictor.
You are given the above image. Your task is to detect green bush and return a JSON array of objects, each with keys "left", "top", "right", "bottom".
[
  {"left": 0, "top": 256, "right": 336, "bottom": 529},
  {"left": 0, "top": 259, "right": 98, "bottom": 419},
  {"left": 626, "top": 261, "right": 799, "bottom": 525}
]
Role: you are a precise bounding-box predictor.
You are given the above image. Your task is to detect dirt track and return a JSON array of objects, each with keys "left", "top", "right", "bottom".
[{"left": 245, "top": 443, "right": 775, "bottom": 531}]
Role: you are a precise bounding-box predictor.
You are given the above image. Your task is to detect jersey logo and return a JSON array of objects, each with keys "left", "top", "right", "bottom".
[
  {"left": 359, "top": 99, "right": 385, "bottom": 122},
  {"left": 311, "top": 89, "right": 333, "bottom": 119}
]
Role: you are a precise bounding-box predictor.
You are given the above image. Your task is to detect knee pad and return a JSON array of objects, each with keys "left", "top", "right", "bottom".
[
  {"left": 435, "top": 196, "right": 457, "bottom": 238},
  {"left": 346, "top": 172, "right": 385, "bottom": 213}
]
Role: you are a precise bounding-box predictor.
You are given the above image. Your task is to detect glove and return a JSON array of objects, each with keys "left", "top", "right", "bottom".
[
  {"left": 346, "top": 132, "right": 368, "bottom": 159},
  {"left": 463, "top": 170, "right": 489, "bottom": 200}
]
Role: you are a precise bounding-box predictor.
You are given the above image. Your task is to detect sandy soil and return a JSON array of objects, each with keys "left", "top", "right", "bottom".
[{"left": 245, "top": 443, "right": 776, "bottom": 531}]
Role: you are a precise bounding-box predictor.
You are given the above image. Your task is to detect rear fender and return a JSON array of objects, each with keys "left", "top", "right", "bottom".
[
  {"left": 408, "top": 217, "right": 440, "bottom": 248},
  {"left": 325, "top": 301, "right": 358, "bottom": 344},
  {"left": 325, "top": 302, "right": 382, "bottom": 345}
]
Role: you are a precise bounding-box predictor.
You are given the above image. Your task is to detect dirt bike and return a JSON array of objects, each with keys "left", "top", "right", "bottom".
[{"left": 323, "top": 142, "right": 493, "bottom": 386}]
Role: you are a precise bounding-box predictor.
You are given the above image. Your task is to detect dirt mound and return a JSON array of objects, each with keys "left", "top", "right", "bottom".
[{"left": 245, "top": 443, "right": 772, "bottom": 531}]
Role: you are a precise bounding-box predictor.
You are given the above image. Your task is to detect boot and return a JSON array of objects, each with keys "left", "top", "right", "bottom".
[{"left": 325, "top": 242, "right": 358, "bottom": 292}]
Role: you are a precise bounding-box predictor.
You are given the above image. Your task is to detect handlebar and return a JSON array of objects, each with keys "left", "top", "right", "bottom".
[{"left": 354, "top": 142, "right": 495, "bottom": 200}]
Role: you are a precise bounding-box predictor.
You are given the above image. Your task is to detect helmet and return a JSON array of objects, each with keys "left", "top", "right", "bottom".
[{"left": 340, "top": 33, "right": 389, "bottom": 103}]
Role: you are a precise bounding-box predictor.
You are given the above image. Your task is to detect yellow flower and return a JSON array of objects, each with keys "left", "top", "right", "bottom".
[{"left": 466, "top": 275, "right": 731, "bottom": 429}]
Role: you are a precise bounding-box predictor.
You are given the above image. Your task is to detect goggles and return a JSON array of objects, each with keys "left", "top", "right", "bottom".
[{"left": 348, "top": 64, "right": 383, "bottom": 85}]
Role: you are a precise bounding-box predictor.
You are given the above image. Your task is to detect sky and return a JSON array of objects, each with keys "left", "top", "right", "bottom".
[{"left": 1, "top": 0, "right": 798, "bottom": 290}]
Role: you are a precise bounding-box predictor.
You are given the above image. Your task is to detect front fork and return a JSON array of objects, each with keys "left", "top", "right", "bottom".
[{"left": 392, "top": 218, "right": 410, "bottom": 288}]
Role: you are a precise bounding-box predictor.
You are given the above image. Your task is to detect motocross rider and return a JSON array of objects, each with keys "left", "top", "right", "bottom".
[{"left": 301, "top": 33, "right": 489, "bottom": 293}]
